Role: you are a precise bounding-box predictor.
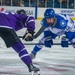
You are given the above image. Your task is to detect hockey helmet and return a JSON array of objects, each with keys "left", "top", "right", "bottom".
[
  {"left": 16, "top": 9, "right": 26, "bottom": 15},
  {"left": 44, "top": 9, "right": 55, "bottom": 18}
]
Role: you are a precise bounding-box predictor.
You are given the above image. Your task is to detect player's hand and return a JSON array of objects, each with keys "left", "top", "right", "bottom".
[
  {"left": 61, "top": 36, "right": 69, "bottom": 47},
  {"left": 44, "top": 36, "right": 53, "bottom": 48},
  {"left": 23, "top": 33, "right": 33, "bottom": 41},
  {"left": 23, "top": 30, "right": 35, "bottom": 41}
]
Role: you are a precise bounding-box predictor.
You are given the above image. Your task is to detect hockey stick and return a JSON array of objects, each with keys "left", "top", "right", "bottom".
[
  {"left": 22, "top": 43, "right": 72, "bottom": 45},
  {"left": 19, "top": 26, "right": 72, "bottom": 45},
  {"left": 19, "top": 36, "right": 23, "bottom": 38},
  {"left": 19, "top": 36, "right": 72, "bottom": 45},
  {"left": 19, "top": 26, "right": 45, "bottom": 39}
]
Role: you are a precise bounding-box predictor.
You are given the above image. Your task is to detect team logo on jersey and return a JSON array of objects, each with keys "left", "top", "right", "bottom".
[{"left": 60, "top": 20, "right": 66, "bottom": 27}]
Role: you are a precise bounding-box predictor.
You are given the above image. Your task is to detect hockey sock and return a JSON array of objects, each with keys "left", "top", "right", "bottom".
[
  {"left": 32, "top": 45, "right": 42, "bottom": 54},
  {"left": 12, "top": 42, "right": 32, "bottom": 65}
]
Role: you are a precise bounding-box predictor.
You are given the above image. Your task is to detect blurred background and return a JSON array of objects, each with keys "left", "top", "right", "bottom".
[{"left": 0, "top": 0, "right": 74, "bottom": 9}]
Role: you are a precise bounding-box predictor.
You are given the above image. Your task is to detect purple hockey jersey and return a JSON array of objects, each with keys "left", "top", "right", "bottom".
[{"left": 0, "top": 12, "right": 35, "bottom": 31}]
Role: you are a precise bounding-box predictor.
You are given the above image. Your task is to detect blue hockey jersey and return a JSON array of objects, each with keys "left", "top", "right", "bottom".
[{"left": 41, "top": 14, "right": 75, "bottom": 42}]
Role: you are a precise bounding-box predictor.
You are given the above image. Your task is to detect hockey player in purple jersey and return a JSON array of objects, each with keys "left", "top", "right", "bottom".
[
  {"left": 30, "top": 8, "right": 75, "bottom": 59},
  {"left": 0, "top": 9, "right": 40, "bottom": 73}
]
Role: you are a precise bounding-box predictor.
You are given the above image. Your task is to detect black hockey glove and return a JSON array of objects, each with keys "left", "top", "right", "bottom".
[{"left": 23, "top": 30, "right": 35, "bottom": 41}]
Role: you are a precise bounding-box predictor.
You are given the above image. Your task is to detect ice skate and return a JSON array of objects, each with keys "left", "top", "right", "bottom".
[{"left": 28, "top": 64, "right": 40, "bottom": 75}]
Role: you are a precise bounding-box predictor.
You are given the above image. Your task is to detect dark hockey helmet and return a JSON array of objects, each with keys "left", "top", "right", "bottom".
[
  {"left": 44, "top": 8, "right": 55, "bottom": 18},
  {"left": 16, "top": 9, "right": 26, "bottom": 15}
]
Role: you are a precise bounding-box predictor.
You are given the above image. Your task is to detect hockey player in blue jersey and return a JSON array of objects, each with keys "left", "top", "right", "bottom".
[{"left": 30, "top": 8, "right": 75, "bottom": 59}]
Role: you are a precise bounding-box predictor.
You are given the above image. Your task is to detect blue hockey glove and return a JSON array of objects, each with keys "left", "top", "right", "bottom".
[
  {"left": 61, "top": 36, "right": 69, "bottom": 47},
  {"left": 44, "top": 36, "right": 53, "bottom": 48}
]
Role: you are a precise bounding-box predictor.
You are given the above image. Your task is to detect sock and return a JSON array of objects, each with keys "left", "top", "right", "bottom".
[
  {"left": 12, "top": 42, "right": 32, "bottom": 64},
  {"left": 32, "top": 45, "right": 42, "bottom": 54}
]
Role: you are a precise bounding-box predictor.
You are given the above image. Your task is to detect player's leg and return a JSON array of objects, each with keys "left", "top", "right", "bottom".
[
  {"left": 30, "top": 37, "right": 45, "bottom": 59},
  {"left": 67, "top": 32, "right": 75, "bottom": 48},
  {"left": 12, "top": 41, "right": 40, "bottom": 72},
  {"left": 65, "top": 32, "right": 75, "bottom": 47},
  {"left": 30, "top": 30, "right": 57, "bottom": 59},
  {"left": 0, "top": 27, "right": 40, "bottom": 72}
]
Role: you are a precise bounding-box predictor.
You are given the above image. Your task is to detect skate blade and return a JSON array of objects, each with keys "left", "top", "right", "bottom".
[{"left": 31, "top": 71, "right": 40, "bottom": 75}]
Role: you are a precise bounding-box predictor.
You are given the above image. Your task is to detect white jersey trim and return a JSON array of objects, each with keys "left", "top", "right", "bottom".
[
  {"left": 58, "top": 14, "right": 67, "bottom": 20},
  {"left": 27, "top": 19, "right": 34, "bottom": 24},
  {"left": 20, "top": 54, "right": 29, "bottom": 59},
  {"left": 45, "top": 27, "right": 64, "bottom": 36},
  {"left": 0, "top": 26, "right": 13, "bottom": 29},
  {"left": 18, "top": 48, "right": 26, "bottom": 54}
]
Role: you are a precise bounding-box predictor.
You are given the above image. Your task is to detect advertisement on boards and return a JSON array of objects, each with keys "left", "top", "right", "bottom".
[
  {"left": 0, "top": 6, "right": 35, "bottom": 17},
  {"left": 37, "top": 8, "right": 75, "bottom": 20},
  {"left": 0, "top": 6, "right": 75, "bottom": 20},
  {"left": 57, "top": 9, "right": 75, "bottom": 20}
]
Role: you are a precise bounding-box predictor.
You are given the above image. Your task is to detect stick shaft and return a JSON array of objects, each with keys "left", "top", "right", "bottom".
[{"left": 23, "top": 43, "right": 71, "bottom": 45}]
